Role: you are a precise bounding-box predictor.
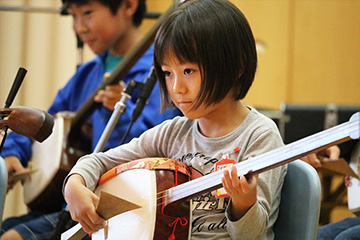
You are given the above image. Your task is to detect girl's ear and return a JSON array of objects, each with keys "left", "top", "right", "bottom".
[{"left": 122, "top": 0, "right": 138, "bottom": 18}]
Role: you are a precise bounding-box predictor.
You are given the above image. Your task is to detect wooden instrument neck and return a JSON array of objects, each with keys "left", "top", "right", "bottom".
[{"left": 166, "top": 112, "right": 360, "bottom": 204}]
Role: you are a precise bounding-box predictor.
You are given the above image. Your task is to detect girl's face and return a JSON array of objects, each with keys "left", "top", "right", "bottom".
[
  {"left": 161, "top": 50, "right": 231, "bottom": 120},
  {"left": 68, "top": 1, "right": 128, "bottom": 54}
]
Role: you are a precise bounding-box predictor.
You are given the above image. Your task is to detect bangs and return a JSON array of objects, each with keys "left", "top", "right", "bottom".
[{"left": 154, "top": 13, "right": 200, "bottom": 67}]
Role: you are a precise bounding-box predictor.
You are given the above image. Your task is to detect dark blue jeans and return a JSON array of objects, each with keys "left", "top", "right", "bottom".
[
  {"left": 317, "top": 217, "right": 360, "bottom": 240},
  {"left": 1, "top": 210, "right": 90, "bottom": 240}
]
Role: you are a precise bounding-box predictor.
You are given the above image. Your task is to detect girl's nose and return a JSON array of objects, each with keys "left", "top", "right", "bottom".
[{"left": 172, "top": 75, "right": 186, "bottom": 94}]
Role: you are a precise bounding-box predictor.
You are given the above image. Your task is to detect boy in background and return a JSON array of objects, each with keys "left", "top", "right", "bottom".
[{"left": 0, "top": 0, "right": 180, "bottom": 239}]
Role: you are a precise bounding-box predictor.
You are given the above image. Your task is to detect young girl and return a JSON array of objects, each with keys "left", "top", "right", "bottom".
[{"left": 63, "top": 0, "right": 287, "bottom": 239}]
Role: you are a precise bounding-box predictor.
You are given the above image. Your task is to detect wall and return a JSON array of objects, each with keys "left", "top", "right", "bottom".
[
  {"left": 1, "top": 0, "right": 359, "bottom": 221},
  {"left": 290, "top": 1, "right": 360, "bottom": 104},
  {"left": 234, "top": 0, "right": 360, "bottom": 108}
]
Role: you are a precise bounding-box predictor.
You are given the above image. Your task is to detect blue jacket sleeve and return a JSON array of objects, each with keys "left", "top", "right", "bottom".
[
  {"left": 0, "top": 58, "right": 102, "bottom": 166},
  {"left": 1, "top": 132, "right": 33, "bottom": 167}
]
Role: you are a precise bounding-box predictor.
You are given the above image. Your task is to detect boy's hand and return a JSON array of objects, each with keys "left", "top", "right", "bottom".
[
  {"left": 64, "top": 174, "right": 106, "bottom": 233},
  {"left": 301, "top": 153, "right": 322, "bottom": 168},
  {"left": 301, "top": 145, "right": 341, "bottom": 168},
  {"left": 94, "top": 73, "right": 125, "bottom": 111},
  {"left": 222, "top": 165, "right": 258, "bottom": 220},
  {"left": 4, "top": 155, "right": 27, "bottom": 191},
  {"left": 324, "top": 145, "right": 341, "bottom": 159},
  {"left": 345, "top": 175, "right": 351, "bottom": 187}
]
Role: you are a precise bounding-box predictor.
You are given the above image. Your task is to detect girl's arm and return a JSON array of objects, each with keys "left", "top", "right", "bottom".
[{"left": 64, "top": 174, "right": 106, "bottom": 233}]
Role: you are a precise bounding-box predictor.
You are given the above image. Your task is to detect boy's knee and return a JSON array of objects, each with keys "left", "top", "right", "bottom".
[{"left": 0, "top": 229, "right": 24, "bottom": 240}]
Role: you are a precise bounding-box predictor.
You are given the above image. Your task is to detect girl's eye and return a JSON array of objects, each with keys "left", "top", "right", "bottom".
[
  {"left": 184, "top": 69, "right": 194, "bottom": 76},
  {"left": 163, "top": 71, "right": 171, "bottom": 77}
]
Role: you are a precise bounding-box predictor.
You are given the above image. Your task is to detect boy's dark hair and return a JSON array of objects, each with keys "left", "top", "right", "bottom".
[
  {"left": 62, "top": 0, "right": 146, "bottom": 26},
  {"left": 154, "top": 0, "right": 257, "bottom": 111}
]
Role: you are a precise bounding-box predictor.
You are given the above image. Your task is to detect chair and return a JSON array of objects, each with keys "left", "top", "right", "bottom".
[
  {"left": 278, "top": 103, "right": 360, "bottom": 224},
  {"left": 273, "top": 160, "right": 321, "bottom": 240},
  {"left": 0, "top": 156, "right": 8, "bottom": 228}
]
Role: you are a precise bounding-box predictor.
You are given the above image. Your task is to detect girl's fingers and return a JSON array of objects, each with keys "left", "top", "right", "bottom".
[
  {"left": 80, "top": 210, "right": 105, "bottom": 233},
  {"left": 230, "top": 165, "right": 240, "bottom": 186},
  {"left": 222, "top": 169, "right": 230, "bottom": 190},
  {"left": 222, "top": 166, "right": 240, "bottom": 193},
  {"left": 239, "top": 175, "right": 251, "bottom": 194}
]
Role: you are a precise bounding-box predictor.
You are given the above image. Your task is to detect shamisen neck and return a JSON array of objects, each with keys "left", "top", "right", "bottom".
[{"left": 165, "top": 112, "right": 360, "bottom": 204}]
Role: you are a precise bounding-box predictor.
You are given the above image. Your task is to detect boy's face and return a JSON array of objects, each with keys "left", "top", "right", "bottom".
[{"left": 67, "top": 1, "right": 128, "bottom": 54}]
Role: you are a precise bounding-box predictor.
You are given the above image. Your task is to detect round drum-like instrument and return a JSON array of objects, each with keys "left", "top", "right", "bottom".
[
  {"left": 93, "top": 158, "right": 191, "bottom": 240},
  {"left": 23, "top": 113, "right": 70, "bottom": 212},
  {"left": 23, "top": 112, "right": 89, "bottom": 213}
]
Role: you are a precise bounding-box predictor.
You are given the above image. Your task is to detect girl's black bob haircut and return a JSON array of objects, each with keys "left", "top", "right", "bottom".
[
  {"left": 62, "top": 0, "right": 146, "bottom": 27},
  {"left": 154, "top": 0, "right": 257, "bottom": 111}
]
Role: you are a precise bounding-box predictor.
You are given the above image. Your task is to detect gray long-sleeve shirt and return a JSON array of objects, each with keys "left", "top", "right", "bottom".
[{"left": 67, "top": 107, "right": 286, "bottom": 239}]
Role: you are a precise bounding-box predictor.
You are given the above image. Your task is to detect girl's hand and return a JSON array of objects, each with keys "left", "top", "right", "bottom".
[
  {"left": 64, "top": 174, "right": 106, "bottom": 233},
  {"left": 222, "top": 165, "right": 258, "bottom": 220},
  {"left": 94, "top": 73, "right": 125, "bottom": 111}
]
